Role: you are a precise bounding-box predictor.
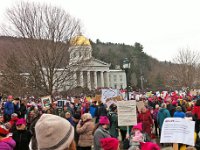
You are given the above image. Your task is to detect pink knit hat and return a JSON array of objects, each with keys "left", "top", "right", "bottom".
[
  {"left": 140, "top": 142, "right": 160, "bottom": 150},
  {"left": 132, "top": 123, "right": 143, "bottom": 131},
  {"left": 7, "top": 95, "right": 13, "bottom": 99},
  {"left": 100, "top": 138, "right": 119, "bottom": 150},
  {"left": 99, "top": 116, "right": 110, "bottom": 125},
  {"left": 16, "top": 118, "right": 26, "bottom": 126},
  {"left": 172, "top": 101, "right": 177, "bottom": 106}
]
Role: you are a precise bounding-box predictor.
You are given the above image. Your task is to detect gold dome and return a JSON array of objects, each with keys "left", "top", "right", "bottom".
[{"left": 70, "top": 35, "right": 90, "bottom": 46}]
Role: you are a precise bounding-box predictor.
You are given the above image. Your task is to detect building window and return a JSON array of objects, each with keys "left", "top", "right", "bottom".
[
  {"left": 120, "top": 84, "right": 123, "bottom": 89},
  {"left": 119, "top": 75, "right": 122, "bottom": 81},
  {"left": 114, "top": 84, "right": 117, "bottom": 89}
]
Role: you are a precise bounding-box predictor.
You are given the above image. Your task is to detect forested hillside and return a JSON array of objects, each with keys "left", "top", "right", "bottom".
[{"left": 90, "top": 39, "right": 170, "bottom": 91}]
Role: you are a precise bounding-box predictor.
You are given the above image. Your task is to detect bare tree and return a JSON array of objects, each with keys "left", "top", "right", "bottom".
[
  {"left": 167, "top": 48, "right": 200, "bottom": 89},
  {"left": 1, "top": 2, "right": 85, "bottom": 96}
]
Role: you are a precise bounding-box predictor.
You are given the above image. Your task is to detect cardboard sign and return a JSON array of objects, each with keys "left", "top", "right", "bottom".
[
  {"left": 190, "top": 90, "right": 197, "bottom": 96},
  {"left": 117, "top": 100, "right": 137, "bottom": 126},
  {"left": 101, "top": 89, "right": 118, "bottom": 103},
  {"left": 41, "top": 95, "right": 52, "bottom": 107},
  {"left": 95, "top": 95, "right": 101, "bottom": 102},
  {"left": 160, "top": 118, "right": 195, "bottom": 146}
]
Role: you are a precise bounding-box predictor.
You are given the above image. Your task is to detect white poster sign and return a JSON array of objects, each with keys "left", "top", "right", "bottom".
[
  {"left": 41, "top": 95, "right": 52, "bottom": 107},
  {"left": 160, "top": 118, "right": 195, "bottom": 146},
  {"left": 101, "top": 89, "right": 118, "bottom": 103},
  {"left": 117, "top": 100, "right": 137, "bottom": 126}
]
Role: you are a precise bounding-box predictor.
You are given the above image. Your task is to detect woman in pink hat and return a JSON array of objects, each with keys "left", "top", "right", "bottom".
[
  {"left": 93, "top": 116, "right": 111, "bottom": 150},
  {"left": 128, "top": 123, "right": 144, "bottom": 150},
  {"left": 12, "top": 118, "right": 32, "bottom": 150}
]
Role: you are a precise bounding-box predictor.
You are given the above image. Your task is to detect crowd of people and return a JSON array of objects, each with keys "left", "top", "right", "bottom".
[{"left": 0, "top": 91, "right": 199, "bottom": 150}]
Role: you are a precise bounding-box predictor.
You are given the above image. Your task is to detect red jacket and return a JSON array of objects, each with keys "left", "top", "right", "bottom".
[
  {"left": 137, "top": 111, "right": 153, "bottom": 135},
  {"left": 192, "top": 106, "right": 200, "bottom": 119}
]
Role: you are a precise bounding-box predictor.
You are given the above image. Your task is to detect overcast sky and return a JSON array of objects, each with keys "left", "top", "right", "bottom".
[{"left": 0, "top": 0, "right": 200, "bottom": 61}]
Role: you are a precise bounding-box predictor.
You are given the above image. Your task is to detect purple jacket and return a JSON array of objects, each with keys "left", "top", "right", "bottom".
[{"left": 0, "top": 137, "right": 16, "bottom": 150}]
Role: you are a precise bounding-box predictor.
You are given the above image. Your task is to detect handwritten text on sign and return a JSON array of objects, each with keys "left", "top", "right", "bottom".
[
  {"left": 160, "top": 118, "right": 195, "bottom": 146},
  {"left": 117, "top": 100, "right": 137, "bottom": 126}
]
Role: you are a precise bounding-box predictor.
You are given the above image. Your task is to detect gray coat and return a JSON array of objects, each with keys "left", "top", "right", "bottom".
[{"left": 93, "top": 126, "right": 111, "bottom": 150}]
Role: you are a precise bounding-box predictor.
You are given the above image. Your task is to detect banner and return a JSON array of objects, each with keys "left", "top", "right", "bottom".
[
  {"left": 41, "top": 95, "right": 52, "bottom": 107},
  {"left": 101, "top": 89, "right": 119, "bottom": 103},
  {"left": 117, "top": 100, "right": 137, "bottom": 126},
  {"left": 160, "top": 118, "right": 195, "bottom": 146}
]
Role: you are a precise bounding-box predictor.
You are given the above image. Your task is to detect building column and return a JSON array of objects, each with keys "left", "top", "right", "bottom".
[
  {"left": 105, "top": 71, "right": 110, "bottom": 87},
  {"left": 73, "top": 72, "right": 77, "bottom": 87},
  {"left": 80, "top": 71, "right": 84, "bottom": 87},
  {"left": 87, "top": 71, "right": 91, "bottom": 90},
  {"left": 94, "top": 71, "right": 97, "bottom": 89},
  {"left": 100, "top": 71, "right": 104, "bottom": 87}
]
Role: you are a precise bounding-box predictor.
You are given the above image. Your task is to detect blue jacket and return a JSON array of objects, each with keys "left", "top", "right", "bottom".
[
  {"left": 173, "top": 111, "right": 185, "bottom": 118},
  {"left": 4, "top": 101, "right": 14, "bottom": 115},
  {"left": 89, "top": 105, "right": 97, "bottom": 118},
  {"left": 157, "top": 108, "right": 171, "bottom": 129}
]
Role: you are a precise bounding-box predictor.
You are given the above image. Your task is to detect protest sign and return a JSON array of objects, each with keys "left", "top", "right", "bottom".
[
  {"left": 101, "top": 89, "right": 118, "bottom": 103},
  {"left": 160, "top": 118, "right": 195, "bottom": 146},
  {"left": 41, "top": 95, "right": 52, "bottom": 107},
  {"left": 190, "top": 90, "right": 197, "bottom": 96},
  {"left": 117, "top": 100, "right": 137, "bottom": 126},
  {"left": 57, "top": 100, "right": 70, "bottom": 108},
  {"left": 57, "top": 100, "right": 64, "bottom": 108},
  {"left": 95, "top": 95, "right": 101, "bottom": 102}
]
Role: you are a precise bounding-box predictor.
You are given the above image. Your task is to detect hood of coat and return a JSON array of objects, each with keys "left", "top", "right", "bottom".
[{"left": 0, "top": 137, "right": 16, "bottom": 149}]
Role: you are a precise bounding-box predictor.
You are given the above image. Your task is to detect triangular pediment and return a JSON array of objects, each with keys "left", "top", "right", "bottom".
[{"left": 86, "top": 58, "right": 111, "bottom": 67}]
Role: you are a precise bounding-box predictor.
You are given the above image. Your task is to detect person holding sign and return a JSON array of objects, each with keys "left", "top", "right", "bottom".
[{"left": 108, "top": 104, "right": 118, "bottom": 138}]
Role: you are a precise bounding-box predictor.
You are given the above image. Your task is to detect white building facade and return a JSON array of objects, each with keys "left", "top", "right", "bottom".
[{"left": 60, "top": 35, "right": 127, "bottom": 91}]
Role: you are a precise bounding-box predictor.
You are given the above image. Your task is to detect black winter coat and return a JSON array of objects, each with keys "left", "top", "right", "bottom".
[
  {"left": 13, "top": 129, "right": 32, "bottom": 150},
  {"left": 19, "top": 104, "right": 27, "bottom": 118}
]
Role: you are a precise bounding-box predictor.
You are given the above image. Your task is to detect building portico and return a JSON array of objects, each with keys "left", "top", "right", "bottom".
[{"left": 57, "top": 35, "right": 127, "bottom": 91}]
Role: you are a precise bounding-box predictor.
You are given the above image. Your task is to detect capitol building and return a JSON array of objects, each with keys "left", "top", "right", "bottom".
[{"left": 62, "top": 35, "right": 127, "bottom": 91}]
